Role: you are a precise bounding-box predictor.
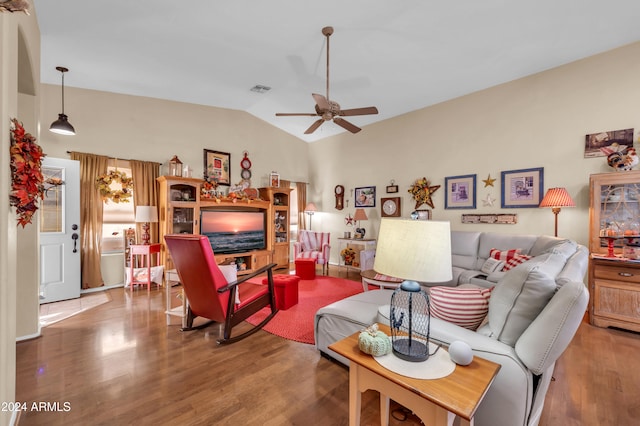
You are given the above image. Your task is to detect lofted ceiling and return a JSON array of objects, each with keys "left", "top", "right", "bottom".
[{"left": 34, "top": 0, "right": 640, "bottom": 143}]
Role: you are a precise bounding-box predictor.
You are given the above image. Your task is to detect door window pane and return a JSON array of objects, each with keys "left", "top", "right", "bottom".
[{"left": 40, "top": 166, "right": 64, "bottom": 233}]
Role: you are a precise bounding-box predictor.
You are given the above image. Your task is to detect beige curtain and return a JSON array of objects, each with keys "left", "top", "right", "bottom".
[
  {"left": 70, "top": 152, "right": 109, "bottom": 289},
  {"left": 296, "top": 182, "right": 308, "bottom": 230},
  {"left": 130, "top": 160, "right": 160, "bottom": 244}
]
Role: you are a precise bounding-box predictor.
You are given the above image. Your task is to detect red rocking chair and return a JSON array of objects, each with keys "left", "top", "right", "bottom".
[{"left": 164, "top": 234, "right": 278, "bottom": 344}]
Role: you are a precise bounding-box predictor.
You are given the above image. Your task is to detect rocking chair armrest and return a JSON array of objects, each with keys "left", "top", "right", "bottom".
[{"left": 217, "top": 263, "right": 278, "bottom": 293}]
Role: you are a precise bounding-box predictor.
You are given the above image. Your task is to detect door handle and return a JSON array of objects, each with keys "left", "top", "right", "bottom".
[{"left": 72, "top": 233, "right": 79, "bottom": 253}]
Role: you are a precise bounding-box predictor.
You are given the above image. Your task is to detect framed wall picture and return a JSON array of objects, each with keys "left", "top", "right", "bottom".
[
  {"left": 500, "top": 167, "right": 544, "bottom": 208},
  {"left": 584, "top": 128, "right": 634, "bottom": 158},
  {"left": 355, "top": 186, "right": 376, "bottom": 207},
  {"left": 270, "top": 171, "right": 280, "bottom": 188},
  {"left": 445, "top": 174, "right": 476, "bottom": 209},
  {"left": 203, "top": 149, "right": 230, "bottom": 186}
]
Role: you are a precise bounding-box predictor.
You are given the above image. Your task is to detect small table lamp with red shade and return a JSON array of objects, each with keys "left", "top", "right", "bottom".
[
  {"left": 539, "top": 187, "right": 576, "bottom": 237},
  {"left": 135, "top": 206, "right": 158, "bottom": 244}
]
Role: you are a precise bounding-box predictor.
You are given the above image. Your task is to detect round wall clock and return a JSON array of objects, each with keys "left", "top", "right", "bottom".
[
  {"left": 240, "top": 151, "right": 252, "bottom": 185},
  {"left": 381, "top": 197, "right": 401, "bottom": 217},
  {"left": 240, "top": 152, "right": 252, "bottom": 170},
  {"left": 335, "top": 185, "right": 345, "bottom": 210}
]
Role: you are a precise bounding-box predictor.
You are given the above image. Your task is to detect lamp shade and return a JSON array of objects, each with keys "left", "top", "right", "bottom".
[
  {"left": 304, "top": 202, "right": 317, "bottom": 213},
  {"left": 49, "top": 114, "right": 76, "bottom": 135},
  {"left": 539, "top": 188, "right": 575, "bottom": 208},
  {"left": 135, "top": 206, "right": 158, "bottom": 223},
  {"left": 374, "top": 218, "right": 452, "bottom": 282},
  {"left": 353, "top": 208, "right": 368, "bottom": 221}
]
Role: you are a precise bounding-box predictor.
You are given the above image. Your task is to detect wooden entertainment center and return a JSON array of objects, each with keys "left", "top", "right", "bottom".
[{"left": 157, "top": 176, "right": 286, "bottom": 277}]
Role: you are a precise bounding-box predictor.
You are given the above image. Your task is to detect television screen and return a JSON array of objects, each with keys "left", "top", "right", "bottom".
[{"left": 200, "top": 209, "right": 267, "bottom": 254}]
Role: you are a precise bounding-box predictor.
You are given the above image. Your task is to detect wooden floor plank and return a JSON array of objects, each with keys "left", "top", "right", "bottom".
[{"left": 15, "top": 266, "right": 640, "bottom": 425}]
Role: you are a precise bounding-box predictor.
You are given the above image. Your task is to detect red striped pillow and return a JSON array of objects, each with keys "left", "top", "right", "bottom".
[
  {"left": 429, "top": 286, "right": 493, "bottom": 330},
  {"left": 489, "top": 248, "right": 521, "bottom": 264},
  {"left": 373, "top": 273, "right": 403, "bottom": 282},
  {"left": 503, "top": 253, "right": 532, "bottom": 271}
]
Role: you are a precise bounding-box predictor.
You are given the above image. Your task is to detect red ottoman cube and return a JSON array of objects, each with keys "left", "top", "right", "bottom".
[
  {"left": 295, "top": 258, "right": 316, "bottom": 280},
  {"left": 262, "top": 274, "right": 300, "bottom": 310}
]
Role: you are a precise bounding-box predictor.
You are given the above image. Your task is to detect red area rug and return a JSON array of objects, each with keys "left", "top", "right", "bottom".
[{"left": 246, "top": 276, "right": 364, "bottom": 344}]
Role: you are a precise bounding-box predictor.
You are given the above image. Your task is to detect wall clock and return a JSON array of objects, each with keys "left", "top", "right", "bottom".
[
  {"left": 335, "top": 185, "right": 345, "bottom": 210},
  {"left": 381, "top": 197, "right": 401, "bottom": 217},
  {"left": 240, "top": 151, "right": 252, "bottom": 184}
]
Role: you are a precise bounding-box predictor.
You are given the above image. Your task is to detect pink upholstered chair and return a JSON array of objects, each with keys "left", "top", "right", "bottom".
[
  {"left": 293, "top": 230, "right": 331, "bottom": 275},
  {"left": 164, "top": 234, "right": 278, "bottom": 344}
]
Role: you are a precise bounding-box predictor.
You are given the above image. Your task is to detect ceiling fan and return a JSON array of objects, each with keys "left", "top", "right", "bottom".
[{"left": 276, "top": 26, "right": 379, "bottom": 135}]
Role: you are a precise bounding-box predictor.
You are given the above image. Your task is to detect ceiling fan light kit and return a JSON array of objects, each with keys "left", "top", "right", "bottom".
[{"left": 276, "top": 26, "right": 378, "bottom": 135}]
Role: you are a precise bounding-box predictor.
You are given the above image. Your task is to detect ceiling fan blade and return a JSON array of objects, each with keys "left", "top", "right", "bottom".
[
  {"left": 312, "top": 93, "right": 330, "bottom": 111},
  {"left": 275, "top": 112, "right": 318, "bottom": 117},
  {"left": 304, "top": 119, "right": 325, "bottom": 134},
  {"left": 339, "top": 106, "right": 379, "bottom": 116},
  {"left": 333, "top": 117, "right": 361, "bottom": 134}
]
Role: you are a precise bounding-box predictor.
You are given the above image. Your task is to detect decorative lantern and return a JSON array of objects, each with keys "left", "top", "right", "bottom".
[
  {"left": 169, "top": 155, "right": 183, "bottom": 177},
  {"left": 390, "top": 280, "right": 431, "bottom": 361}
]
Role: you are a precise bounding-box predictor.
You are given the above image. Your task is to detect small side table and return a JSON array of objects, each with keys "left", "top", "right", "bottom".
[
  {"left": 329, "top": 323, "right": 500, "bottom": 426},
  {"left": 130, "top": 243, "right": 162, "bottom": 291}
]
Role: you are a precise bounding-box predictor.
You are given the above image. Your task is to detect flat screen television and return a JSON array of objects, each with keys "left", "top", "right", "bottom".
[{"left": 200, "top": 209, "right": 267, "bottom": 254}]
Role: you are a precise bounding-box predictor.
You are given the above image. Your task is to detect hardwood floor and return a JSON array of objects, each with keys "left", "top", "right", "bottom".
[{"left": 15, "top": 266, "right": 640, "bottom": 425}]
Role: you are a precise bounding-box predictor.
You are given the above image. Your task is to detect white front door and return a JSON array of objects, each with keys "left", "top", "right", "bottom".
[{"left": 39, "top": 157, "right": 81, "bottom": 303}]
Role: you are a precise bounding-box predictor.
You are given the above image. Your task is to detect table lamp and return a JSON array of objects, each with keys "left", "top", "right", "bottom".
[
  {"left": 374, "top": 218, "right": 452, "bottom": 361},
  {"left": 135, "top": 206, "right": 158, "bottom": 244},
  {"left": 539, "top": 187, "right": 575, "bottom": 237},
  {"left": 353, "top": 208, "right": 368, "bottom": 238},
  {"left": 304, "top": 202, "right": 317, "bottom": 230}
]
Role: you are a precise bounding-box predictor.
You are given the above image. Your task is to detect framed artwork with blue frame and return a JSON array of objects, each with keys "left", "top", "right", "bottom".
[
  {"left": 445, "top": 174, "right": 476, "bottom": 209},
  {"left": 500, "top": 167, "right": 544, "bottom": 208}
]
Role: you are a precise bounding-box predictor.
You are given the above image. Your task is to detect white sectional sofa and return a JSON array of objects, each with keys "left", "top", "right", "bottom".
[{"left": 315, "top": 231, "right": 589, "bottom": 426}]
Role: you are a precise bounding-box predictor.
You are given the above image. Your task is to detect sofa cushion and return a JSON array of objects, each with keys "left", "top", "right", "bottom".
[
  {"left": 429, "top": 286, "right": 493, "bottom": 330},
  {"left": 487, "top": 253, "right": 558, "bottom": 346},
  {"left": 451, "top": 231, "right": 481, "bottom": 270}
]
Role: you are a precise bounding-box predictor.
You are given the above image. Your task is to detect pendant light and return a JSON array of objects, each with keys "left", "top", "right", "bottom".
[{"left": 49, "top": 66, "right": 75, "bottom": 135}]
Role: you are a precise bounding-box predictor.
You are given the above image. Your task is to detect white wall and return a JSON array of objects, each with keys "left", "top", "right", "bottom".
[
  {"left": 38, "top": 86, "right": 309, "bottom": 185},
  {"left": 308, "top": 41, "right": 640, "bottom": 264}
]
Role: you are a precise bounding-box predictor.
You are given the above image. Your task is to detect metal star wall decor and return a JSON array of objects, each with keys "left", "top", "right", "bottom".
[
  {"left": 482, "top": 193, "right": 496, "bottom": 207},
  {"left": 483, "top": 174, "right": 496, "bottom": 187},
  {"left": 409, "top": 177, "right": 440, "bottom": 209}
]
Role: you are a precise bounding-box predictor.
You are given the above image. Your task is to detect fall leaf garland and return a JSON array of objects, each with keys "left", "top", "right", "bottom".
[{"left": 9, "top": 118, "right": 46, "bottom": 227}]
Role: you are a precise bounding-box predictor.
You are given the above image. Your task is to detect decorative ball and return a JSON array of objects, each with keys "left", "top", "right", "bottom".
[
  {"left": 358, "top": 324, "right": 392, "bottom": 356},
  {"left": 448, "top": 341, "right": 473, "bottom": 366}
]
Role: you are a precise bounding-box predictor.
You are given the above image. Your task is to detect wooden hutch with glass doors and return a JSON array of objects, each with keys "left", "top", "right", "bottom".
[{"left": 589, "top": 171, "right": 640, "bottom": 332}]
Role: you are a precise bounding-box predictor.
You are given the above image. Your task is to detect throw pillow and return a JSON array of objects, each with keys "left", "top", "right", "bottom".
[
  {"left": 373, "top": 273, "right": 403, "bottom": 283},
  {"left": 429, "top": 286, "right": 493, "bottom": 330},
  {"left": 489, "top": 248, "right": 532, "bottom": 271},
  {"left": 503, "top": 253, "right": 533, "bottom": 271},
  {"left": 480, "top": 257, "right": 505, "bottom": 275}
]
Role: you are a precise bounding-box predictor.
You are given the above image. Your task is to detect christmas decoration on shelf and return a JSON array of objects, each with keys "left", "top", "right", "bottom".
[{"left": 9, "top": 118, "right": 45, "bottom": 227}]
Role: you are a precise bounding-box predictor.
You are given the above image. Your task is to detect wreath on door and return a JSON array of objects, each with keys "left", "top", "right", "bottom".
[{"left": 96, "top": 169, "right": 133, "bottom": 203}]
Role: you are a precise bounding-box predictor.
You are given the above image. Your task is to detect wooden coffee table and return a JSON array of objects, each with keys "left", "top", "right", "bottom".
[{"left": 329, "top": 323, "right": 500, "bottom": 426}]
